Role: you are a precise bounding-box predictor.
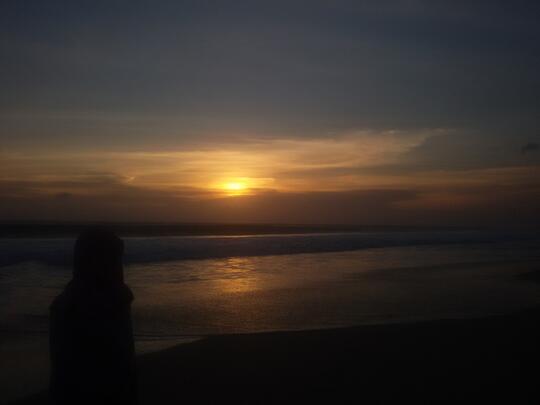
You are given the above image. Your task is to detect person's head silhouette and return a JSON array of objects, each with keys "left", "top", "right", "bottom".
[
  {"left": 73, "top": 227, "right": 125, "bottom": 287},
  {"left": 50, "top": 227, "right": 137, "bottom": 404}
]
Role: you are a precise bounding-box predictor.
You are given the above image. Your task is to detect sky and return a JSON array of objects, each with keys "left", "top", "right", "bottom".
[{"left": 1, "top": 1, "right": 540, "bottom": 226}]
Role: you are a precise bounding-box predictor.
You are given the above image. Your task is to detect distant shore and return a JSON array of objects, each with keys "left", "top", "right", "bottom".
[
  {"left": 11, "top": 306, "right": 540, "bottom": 404},
  {"left": 0, "top": 222, "right": 481, "bottom": 238}
]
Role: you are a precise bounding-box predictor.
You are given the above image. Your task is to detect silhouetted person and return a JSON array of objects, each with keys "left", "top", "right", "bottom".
[{"left": 49, "top": 228, "right": 137, "bottom": 404}]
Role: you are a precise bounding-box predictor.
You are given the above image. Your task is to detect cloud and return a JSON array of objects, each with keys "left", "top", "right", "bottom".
[
  {"left": 1, "top": 172, "right": 540, "bottom": 227},
  {"left": 386, "top": 130, "right": 540, "bottom": 172},
  {"left": 2, "top": 128, "right": 540, "bottom": 227},
  {"left": 0, "top": 177, "right": 418, "bottom": 225},
  {"left": 2, "top": 0, "right": 539, "bottom": 150},
  {"left": 0, "top": 129, "right": 433, "bottom": 193}
]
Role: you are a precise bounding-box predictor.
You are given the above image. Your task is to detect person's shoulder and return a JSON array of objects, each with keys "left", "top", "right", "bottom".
[
  {"left": 119, "top": 283, "right": 134, "bottom": 303},
  {"left": 50, "top": 282, "right": 81, "bottom": 312},
  {"left": 50, "top": 288, "right": 70, "bottom": 313}
]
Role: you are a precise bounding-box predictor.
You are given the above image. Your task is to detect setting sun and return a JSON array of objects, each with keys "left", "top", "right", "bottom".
[
  {"left": 211, "top": 177, "right": 275, "bottom": 197},
  {"left": 221, "top": 181, "right": 248, "bottom": 196},
  {"left": 224, "top": 182, "right": 246, "bottom": 191}
]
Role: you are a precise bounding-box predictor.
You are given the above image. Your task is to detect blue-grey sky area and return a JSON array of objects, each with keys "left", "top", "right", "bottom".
[{"left": 1, "top": 1, "right": 539, "bottom": 225}]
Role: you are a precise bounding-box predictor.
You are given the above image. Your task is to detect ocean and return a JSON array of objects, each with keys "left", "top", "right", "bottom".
[{"left": 1, "top": 229, "right": 540, "bottom": 402}]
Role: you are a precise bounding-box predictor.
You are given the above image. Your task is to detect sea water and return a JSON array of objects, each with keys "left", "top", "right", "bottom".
[
  {"left": 1, "top": 230, "right": 540, "bottom": 402},
  {"left": 2, "top": 230, "right": 540, "bottom": 342}
]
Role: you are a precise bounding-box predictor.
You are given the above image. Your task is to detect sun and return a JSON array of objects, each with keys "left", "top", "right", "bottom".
[
  {"left": 215, "top": 177, "right": 273, "bottom": 196},
  {"left": 222, "top": 180, "right": 248, "bottom": 196},
  {"left": 224, "top": 182, "right": 246, "bottom": 191}
]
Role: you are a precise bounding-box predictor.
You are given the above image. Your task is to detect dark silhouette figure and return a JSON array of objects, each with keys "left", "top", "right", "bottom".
[{"left": 49, "top": 228, "right": 137, "bottom": 404}]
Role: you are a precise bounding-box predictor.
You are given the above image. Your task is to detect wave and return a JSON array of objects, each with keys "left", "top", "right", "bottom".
[{"left": 1, "top": 230, "right": 539, "bottom": 268}]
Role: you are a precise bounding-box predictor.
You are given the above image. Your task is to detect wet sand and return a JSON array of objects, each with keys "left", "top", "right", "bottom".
[{"left": 12, "top": 307, "right": 540, "bottom": 404}]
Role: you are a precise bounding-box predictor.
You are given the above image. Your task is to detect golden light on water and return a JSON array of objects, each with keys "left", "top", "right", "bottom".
[{"left": 214, "top": 257, "right": 259, "bottom": 293}]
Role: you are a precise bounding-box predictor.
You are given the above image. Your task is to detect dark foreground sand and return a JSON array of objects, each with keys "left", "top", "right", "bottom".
[{"left": 12, "top": 307, "right": 540, "bottom": 404}]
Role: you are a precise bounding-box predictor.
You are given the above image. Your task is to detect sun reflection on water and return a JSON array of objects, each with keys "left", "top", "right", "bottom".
[{"left": 212, "top": 257, "right": 258, "bottom": 293}]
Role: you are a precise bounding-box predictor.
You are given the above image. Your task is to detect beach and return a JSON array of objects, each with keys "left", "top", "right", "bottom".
[{"left": 11, "top": 304, "right": 540, "bottom": 404}]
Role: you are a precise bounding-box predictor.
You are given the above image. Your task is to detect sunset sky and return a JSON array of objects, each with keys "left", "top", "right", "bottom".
[{"left": 1, "top": 1, "right": 540, "bottom": 226}]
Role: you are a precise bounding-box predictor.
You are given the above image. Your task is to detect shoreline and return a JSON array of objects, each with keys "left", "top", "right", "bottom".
[{"left": 11, "top": 306, "right": 540, "bottom": 404}]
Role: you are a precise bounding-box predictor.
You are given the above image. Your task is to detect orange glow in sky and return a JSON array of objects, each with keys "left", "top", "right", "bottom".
[{"left": 222, "top": 181, "right": 248, "bottom": 196}]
